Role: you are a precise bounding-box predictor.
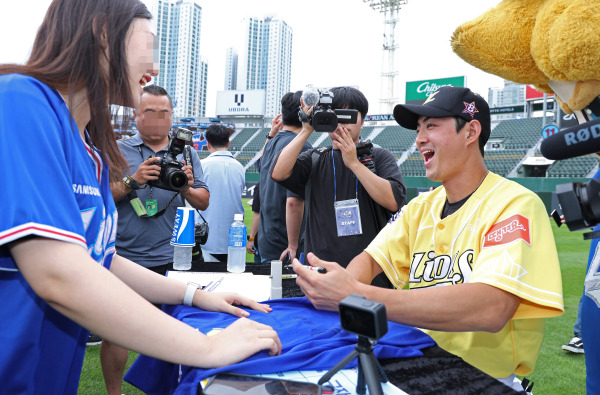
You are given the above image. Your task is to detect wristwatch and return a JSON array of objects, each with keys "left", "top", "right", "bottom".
[
  {"left": 247, "top": 235, "right": 255, "bottom": 241},
  {"left": 183, "top": 282, "right": 201, "bottom": 307},
  {"left": 266, "top": 134, "right": 274, "bottom": 140},
  {"left": 122, "top": 175, "right": 141, "bottom": 190}
]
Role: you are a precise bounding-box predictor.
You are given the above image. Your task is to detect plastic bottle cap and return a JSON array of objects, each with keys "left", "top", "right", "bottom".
[{"left": 234, "top": 213, "right": 243, "bottom": 221}]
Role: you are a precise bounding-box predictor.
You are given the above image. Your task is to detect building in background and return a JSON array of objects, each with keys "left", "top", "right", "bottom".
[
  {"left": 488, "top": 80, "right": 527, "bottom": 122},
  {"left": 236, "top": 16, "right": 293, "bottom": 117},
  {"left": 224, "top": 47, "right": 238, "bottom": 90},
  {"left": 151, "top": 0, "right": 207, "bottom": 118}
]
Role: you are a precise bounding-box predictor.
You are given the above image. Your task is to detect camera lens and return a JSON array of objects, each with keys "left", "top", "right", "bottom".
[{"left": 165, "top": 168, "right": 187, "bottom": 190}]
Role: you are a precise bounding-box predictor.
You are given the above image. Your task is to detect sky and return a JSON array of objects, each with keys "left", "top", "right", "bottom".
[{"left": 0, "top": 0, "right": 505, "bottom": 116}]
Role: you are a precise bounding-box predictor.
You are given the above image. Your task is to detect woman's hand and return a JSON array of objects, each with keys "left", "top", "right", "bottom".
[
  {"left": 203, "top": 318, "right": 282, "bottom": 367},
  {"left": 194, "top": 291, "right": 272, "bottom": 317}
]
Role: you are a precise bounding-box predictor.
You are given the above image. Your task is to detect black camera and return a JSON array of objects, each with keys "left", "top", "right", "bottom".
[
  {"left": 300, "top": 87, "right": 358, "bottom": 132},
  {"left": 356, "top": 140, "right": 376, "bottom": 173},
  {"left": 556, "top": 180, "right": 600, "bottom": 231},
  {"left": 339, "top": 294, "right": 388, "bottom": 340},
  {"left": 149, "top": 127, "right": 193, "bottom": 192}
]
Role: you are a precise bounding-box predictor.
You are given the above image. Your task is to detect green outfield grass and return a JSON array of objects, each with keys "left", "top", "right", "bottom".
[{"left": 78, "top": 217, "right": 589, "bottom": 394}]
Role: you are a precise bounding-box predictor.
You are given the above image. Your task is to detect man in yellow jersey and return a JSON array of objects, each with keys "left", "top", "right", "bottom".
[{"left": 293, "top": 86, "right": 564, "bottom": 391}]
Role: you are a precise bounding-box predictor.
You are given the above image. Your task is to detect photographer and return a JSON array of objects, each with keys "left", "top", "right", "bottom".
[
  {"left": 103, "top": 85, "right": 210, "bottom": 394},
  {"left": 111, "top": 85, "right": 209, "bottom": 273},
  {"left": 271, "top": 86, "right": 406, "bottom": 272}
]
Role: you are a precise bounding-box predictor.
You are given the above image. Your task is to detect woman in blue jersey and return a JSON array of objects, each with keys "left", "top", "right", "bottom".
[{"left": 0, "top": 1, "right": 280, "bottom": 393}]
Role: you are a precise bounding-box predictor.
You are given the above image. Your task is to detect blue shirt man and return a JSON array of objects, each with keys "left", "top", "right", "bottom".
[
  {"left": 103, "top": 85, "right": 209, "bottom": 395},
  {"left": 198, "top": 124, "right": 245, "bottom": 262},
  {"left": 113, "top": 87, "right": 209, "bottom": 271}
]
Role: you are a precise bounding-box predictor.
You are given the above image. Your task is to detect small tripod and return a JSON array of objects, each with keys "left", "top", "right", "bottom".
[{"left": 318, "top": 335, "right": 388, "bottom": 395}]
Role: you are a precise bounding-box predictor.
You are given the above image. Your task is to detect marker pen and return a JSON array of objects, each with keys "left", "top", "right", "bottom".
[
  {"left": 299, "top": 253, "right": 305, "bottom": 265},
  {"left": 307, "top": 266, "right": 327, "bottom": 274}
]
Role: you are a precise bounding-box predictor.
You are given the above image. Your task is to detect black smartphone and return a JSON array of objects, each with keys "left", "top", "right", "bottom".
[
  {"left": 551, "top": 209, "right": 562, "bottom": 227},
  {"left": 198, "top": 373, "right": 333, "bottom": 394},
  {"left": 282, "top": 252, "right": 291, "bottom": 266}
]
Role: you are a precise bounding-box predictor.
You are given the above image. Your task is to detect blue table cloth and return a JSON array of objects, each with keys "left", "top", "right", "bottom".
[{"left": 124, "top": 297, "right": 435, "bottom": 395}]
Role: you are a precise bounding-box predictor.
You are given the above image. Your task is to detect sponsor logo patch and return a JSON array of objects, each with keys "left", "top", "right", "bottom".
[{"left": 483, "top": 214, "right": 531, "bottom": 248}]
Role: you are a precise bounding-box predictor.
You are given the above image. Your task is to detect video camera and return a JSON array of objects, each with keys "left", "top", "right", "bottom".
[
  {"left": 556, "top": 180, "right": 600, "bottom": 233},
  {"left": 299, "top": 86, "right": 358, "bottom": 132},
  {"left": 339, "top": 294, "right": 388, "bottom": 340},
  {"left": 540, "top": 115, "right": 600, "bottom": 236},
  {"left": 148, "top": 127, "right": 193, "bottom": 192}
]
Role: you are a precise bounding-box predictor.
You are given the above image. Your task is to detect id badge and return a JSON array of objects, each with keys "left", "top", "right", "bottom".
[
  {"left": 145, "top": 199, "right": 158, "bottom": 217},
  {"left": 334, "top": 198, "right": 362, "bottom": 237}
]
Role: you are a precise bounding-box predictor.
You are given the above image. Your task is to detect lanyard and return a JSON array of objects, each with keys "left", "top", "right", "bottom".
[
  {"left": 132, "top": 144, "right": 181, "bottom": 218},
  {"left": 332, "top": 150, "right": 358, "bottom": 202}
]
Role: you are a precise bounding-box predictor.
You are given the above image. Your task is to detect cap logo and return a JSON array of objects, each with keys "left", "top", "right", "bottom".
[
  {"left": 423, "top": 91, "right": 439, "bottom": 104},
  {"left": 462, "top": 101, "right": 479, "bottom": 119}
]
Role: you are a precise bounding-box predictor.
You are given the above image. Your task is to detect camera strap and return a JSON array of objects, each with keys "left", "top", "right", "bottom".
[
  {"left": 127, "top": 190, "right": 180, "bottom": 219},
  {"left": 298, "top": 106, "right": 312, "bottom": 124},
  {"left": 127, "top": 145, "right": 181, "bottom": 219},
  {"left": 195, "top": 209, "right": 207, "bottom": 225}
]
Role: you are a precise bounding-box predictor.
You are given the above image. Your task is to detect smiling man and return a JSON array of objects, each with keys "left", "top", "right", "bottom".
[{"left": 292, "top": 86, "right": 564, "bottom": 391}]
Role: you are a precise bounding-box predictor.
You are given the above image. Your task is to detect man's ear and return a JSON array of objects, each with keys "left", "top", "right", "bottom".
[{"left": 465, "top": 120, "right": 482, "bottom": 148}]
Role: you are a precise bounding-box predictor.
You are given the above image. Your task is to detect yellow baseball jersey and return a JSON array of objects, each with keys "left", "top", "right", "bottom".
[{"left": 366, "top": 172, "right": 564, "bottom": 378}]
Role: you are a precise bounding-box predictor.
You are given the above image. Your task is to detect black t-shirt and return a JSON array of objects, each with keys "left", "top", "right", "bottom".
[
  {"left": 276, "top": 145, "right": 406, "bottom": 267},
  {"left": 258, "top": 131, "right": 312, "bottom": 261}
]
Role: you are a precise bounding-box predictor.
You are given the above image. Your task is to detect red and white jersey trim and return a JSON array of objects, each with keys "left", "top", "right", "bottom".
[{"left": 0, "top": 222, "right": 87, "bottom": 249}]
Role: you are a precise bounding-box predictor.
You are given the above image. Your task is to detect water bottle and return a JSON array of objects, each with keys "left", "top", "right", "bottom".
[{"left": 227, "top": 213, "right": 247, "bottom": 273}]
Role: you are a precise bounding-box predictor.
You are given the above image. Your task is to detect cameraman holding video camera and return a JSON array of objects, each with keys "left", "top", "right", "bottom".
[
  {"left": 103, "top": 85, "right": 209, "bottom": 395},
  {"left": 271, "top": 86, "right": 406, "bottom": 274}
]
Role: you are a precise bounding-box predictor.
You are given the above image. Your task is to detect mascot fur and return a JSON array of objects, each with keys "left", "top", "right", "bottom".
[{"left": 451, "top": 0, "right": 600, "bottom": 120}]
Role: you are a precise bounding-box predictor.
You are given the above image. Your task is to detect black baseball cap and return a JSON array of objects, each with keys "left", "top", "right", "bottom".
[{"left": 393, "top": 86, "right": 491, "bottom": 145}]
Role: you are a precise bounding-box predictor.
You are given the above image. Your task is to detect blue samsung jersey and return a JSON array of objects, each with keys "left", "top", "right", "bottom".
[
  {"left": 0, "top": 74, "right": 117, "bottom": 394},
  {"left": 125, "top": 297, "right": 435, "bottom": 395}
]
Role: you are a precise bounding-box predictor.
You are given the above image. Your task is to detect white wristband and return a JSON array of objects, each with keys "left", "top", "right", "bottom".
[{"left": 183, "top": 282, "right": 200, "bottom": 307}]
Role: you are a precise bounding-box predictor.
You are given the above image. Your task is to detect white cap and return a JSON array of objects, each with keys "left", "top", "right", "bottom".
[{"left": 234, "top": 213, "right": 243, "bottom": 221}]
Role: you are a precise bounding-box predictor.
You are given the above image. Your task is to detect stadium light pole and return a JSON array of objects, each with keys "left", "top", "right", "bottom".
[{"left": 363, "top": 0, "right": 408, "bottom": 115}]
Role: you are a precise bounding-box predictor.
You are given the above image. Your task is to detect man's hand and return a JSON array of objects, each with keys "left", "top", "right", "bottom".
[
  {"left": 246, "top": 239, "right": 256, "bottom": 255},
  {"left": 280, "top": 248, "right": 296, "bottom": 264},
  {"left": 292, "top": 253, "right": 359, "bottom": 311},
  {"left": 269, "top": 113, "right": 283, "bottom": 138},
  {"left": 180, "top": 161, "right": 195, "bottom": 193},
  {"left": 330, "top": 126, "right": 360, "bottom": 170},
  {"left": 195, "top": 291, "right": 273, "bottom": 317},
  {"left": 132, "top": 156, "right": 162, "bottom": 186},
  {"left": 299, "top": 97, "right": 315, "bottom": 134}
]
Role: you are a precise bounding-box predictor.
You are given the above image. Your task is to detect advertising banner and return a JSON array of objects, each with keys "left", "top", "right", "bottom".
[
  {"left": 405, "top": 76, "right": 465, "bottom": 103},
  {"left": 216, "top": 90, "right": 265, "bottom": 117}
]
